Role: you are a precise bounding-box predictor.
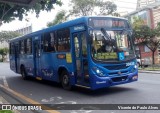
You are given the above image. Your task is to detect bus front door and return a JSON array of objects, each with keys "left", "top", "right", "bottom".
[
  {"left": 73, "top": 32, "right": 89, "bottom": 86},
  {"left": 33, "top": 39, "right": 41, "bottom": 79}
]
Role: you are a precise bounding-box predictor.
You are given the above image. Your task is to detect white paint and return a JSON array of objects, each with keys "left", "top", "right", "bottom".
[
  {"left": 71, "top": 110, "right": 93, "bottom": 113},
  {"left": 56, "top": 101, "right": 77, "bottom": 104},
  {"left": 41, "top": 96, "right": 63, "bottom": 103},
  {"left": 2, "top": 76, "right": 9, "bottom": 88}
]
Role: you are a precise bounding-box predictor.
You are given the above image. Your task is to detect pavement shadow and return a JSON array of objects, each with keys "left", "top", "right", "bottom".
[
  {"left": 6, "top": 75, "right": 137, "bottom": 97},
  {"left": 71, "top": 86, "right": 137, "bottom": 96}
]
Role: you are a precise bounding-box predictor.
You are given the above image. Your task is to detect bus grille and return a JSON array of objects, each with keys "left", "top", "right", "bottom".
[
  {"left": 108, "top": 70, "right": 129, "bottom": 76},
  {"left": 104, "top": 64, "right": 128, "bottom": 70},
  {"left": 111, "top": 76, "right": 128, "bottom": 82}
]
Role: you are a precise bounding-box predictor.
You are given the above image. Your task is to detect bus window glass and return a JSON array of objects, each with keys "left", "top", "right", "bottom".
[
  {"left": 50, "top": 32, "right": 57, "bottom": 52},
  {"left": 9, "top": 43, "right": 15, "bottom": 55},
  {"left": 91, "top": 30, "right": 134, "bottom": 61},
  {"left": 20, "top": 40, "right": 25, "bottom": 54},
  {"left": 43, "top": 32, "right": 56, "bottom": 52},
  {"left": 57, "top": 28, "right": 70, "bottom": 52},
  {"left": 81, "top": 33, "right": 87, "bottom": 57},
  {"left": 26, "top": 38, "right": 32, "bottom": 54},
  {"left": 74, "top": 35, "right": 80, "bottom": 58}
]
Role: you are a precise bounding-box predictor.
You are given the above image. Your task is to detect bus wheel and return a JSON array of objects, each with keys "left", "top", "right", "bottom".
[
  {"left": 21, "top": 66, "right": 27, "bottom": 80},
  {"left": 61, "top": 71, "right": 71, "bottom": 90}
]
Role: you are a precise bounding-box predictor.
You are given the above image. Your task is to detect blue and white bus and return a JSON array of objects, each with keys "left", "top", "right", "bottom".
[{"left": 9, "top": 16, "right": 138, "bottom": 90}]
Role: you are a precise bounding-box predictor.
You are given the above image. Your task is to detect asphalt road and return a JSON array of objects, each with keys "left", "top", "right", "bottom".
[{"left": 0, "top": 62, "right": 160, "bottom": 113}]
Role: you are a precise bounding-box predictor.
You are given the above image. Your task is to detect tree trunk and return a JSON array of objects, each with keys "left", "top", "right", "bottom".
[
  {"left": 152, "top": 51, "right": 155, "bottom": 65},
  {"left": 2, "top": 54, "right": 4, "bottom": 62},
  {"left": 139, "top": 47, "right": 143, "bottom": 68}
]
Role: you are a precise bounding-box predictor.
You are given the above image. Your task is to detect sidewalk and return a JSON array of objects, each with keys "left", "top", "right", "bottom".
[
  {"left": 0, "top": 96, "right": 19, "bottom": 113},
  {"left": 138, "top": 70, "right": 160, "bottom": 74},
  {"left": 0, "top": 96, "right": 9, "bottom": 104}
]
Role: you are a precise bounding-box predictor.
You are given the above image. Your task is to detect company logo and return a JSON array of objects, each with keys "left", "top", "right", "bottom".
[
  {"left": 74, "top": 26, "right": 85, "bottom": 31},
  {"left": 118, "top": 71, "right": 121, "bottom": 75}
]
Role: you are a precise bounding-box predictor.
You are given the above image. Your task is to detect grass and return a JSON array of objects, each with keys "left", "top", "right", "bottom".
[{"left": 0, "top": 110, "right": 13, "bottom": 113}]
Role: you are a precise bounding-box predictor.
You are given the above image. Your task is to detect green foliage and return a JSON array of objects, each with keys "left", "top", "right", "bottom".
[
  {"left": 47, "top": 10, "right": 67, "bottom": 27},
  {"left": 0, "top": 47, "right": 9, "bottom": 62},
  {"left": 0, "top": 0, "right": 62, "bottom": 25},
  {"left": 0, "top": 31, "right": 21, "bottom": 42},
  {"left": 0, "top": 110, "right": 13, "bottom": 113},
  {"left": 69, "top": 0, "right": 118, "bottom": 17},
  {"left": 132, "top": 16, "right": 145, "bottom": 29},
  {"left": 132, "top": 16, "right": 160, "bottom": 64},
  {"left": 47, "top": 0, "right": 118, "bottom": 27}
]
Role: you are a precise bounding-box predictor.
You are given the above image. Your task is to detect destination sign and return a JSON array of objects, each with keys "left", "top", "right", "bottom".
[{"left": 89, "top": 17, "right": 128, "bottom": 28}]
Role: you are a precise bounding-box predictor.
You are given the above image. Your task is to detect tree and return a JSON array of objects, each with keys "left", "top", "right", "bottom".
[
  {"left": 0, "top": 31, "right": 21, "bottom": 43},
  {"left": 132, "top": 16, "right": 146, "bottom": 67},
  {"left": 47, "top": 10, "right": 67, "bottom": 27},
  {"left": 47, "top": 0, "right": 118, "bottom": 27},
  {"left": 142, "top": 25, "right": 160, "bottom": 65},
  {"left": 133, "top": 18, "right": 160, "bottom": 65},
  {"left": 69, "top": 0, "right": 118, "bottom": 17},
  {"left": 0, "top": 0, "right": 62, "bottom": 26},
  {"left": 0, "top": 47, "right": 9, "bottom": 62}
]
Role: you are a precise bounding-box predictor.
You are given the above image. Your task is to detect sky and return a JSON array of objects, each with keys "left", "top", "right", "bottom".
[{"left": 0, "top": 0, "right": 137, "bottom": 32}]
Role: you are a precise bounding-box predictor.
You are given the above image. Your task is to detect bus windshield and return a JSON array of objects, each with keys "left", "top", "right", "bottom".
[{"left": 91, "top": 29, "right": 135, "bottom": 62}]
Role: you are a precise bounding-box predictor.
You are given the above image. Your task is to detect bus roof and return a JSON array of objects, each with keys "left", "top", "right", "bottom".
[{"left": 10, "top": 16, "right": 128, "bottom": 42}]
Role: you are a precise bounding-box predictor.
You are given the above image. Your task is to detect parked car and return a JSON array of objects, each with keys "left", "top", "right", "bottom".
[{"left": 136, "top": 58, "right": 152, "bottom": 67}]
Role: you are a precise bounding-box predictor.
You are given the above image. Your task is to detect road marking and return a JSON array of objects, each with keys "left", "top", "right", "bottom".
[
  {"left": 2, "top": 76, "right": 9, "bottom": 88},
  {"left": 0, "top": 84, "right": 60, "bottom": 113}
]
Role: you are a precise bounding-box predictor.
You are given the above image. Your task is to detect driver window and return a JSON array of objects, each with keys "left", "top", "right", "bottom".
[
  {"left": 74, "top": 35, "right": 80, "bottom": 58},
  {"left": 81, "top": 33, "right": 87, "bottom": 57}
]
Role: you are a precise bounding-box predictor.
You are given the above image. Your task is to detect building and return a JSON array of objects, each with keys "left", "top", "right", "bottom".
[
  {"left": 137, "top": 0, "right": 160, "bottom": 9},
  {"left": 0, "top": 25, "right": 32, "bottom": 61},
  {"left": 0, "top": 25, "right": 32, "bottom": 49},
  {"left": 15, "top": 25, "right": 32, "bottom": 35},
  {"left": 125, "top": 1, "right": 160, "bottom": 64}
]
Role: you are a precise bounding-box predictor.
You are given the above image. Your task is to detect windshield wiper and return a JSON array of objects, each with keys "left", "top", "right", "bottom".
[
  {"left": 100, "top": 28, "right": 118, "bottom": 52},
  {"left": 101, "top": 28, "right": 111, "bottom": 41}
]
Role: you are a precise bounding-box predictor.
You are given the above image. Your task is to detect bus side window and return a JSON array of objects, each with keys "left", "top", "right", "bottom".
[
  {"left": 10, "top": 43, "right": 15, "bottom": 55},
  {"left": 74, "top": 35, "right": 80, "bottom": 58},
  {"left": 81, "top": 33, "right": 87, "bottom": 57},
  {"left": 26, "top": 38, "right": 32, "bottom": 54},
  {"left": 43, "top": 32, "right": 56, "bottom": 52},
  {"left": 20, "top": 40, "right": 25, "bottom": 54},
  {"left": 50, "top": 32, "right": 57, "bottom": 52},
  {"left": 57, "top": 28, "right": 70, "bottom": 52}
]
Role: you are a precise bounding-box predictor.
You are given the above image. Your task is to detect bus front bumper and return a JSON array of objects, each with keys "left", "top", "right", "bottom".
[{"left": 91, "top": 71, "right": 138, "bottom": 90}]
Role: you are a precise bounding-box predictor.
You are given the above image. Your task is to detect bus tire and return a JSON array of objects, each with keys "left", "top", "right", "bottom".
[
  {"left": 21, "top": 66, "right": 28, "bottom": 80},
  {"left": 61, "top": 71, "right": 71, "bottom": 90}
]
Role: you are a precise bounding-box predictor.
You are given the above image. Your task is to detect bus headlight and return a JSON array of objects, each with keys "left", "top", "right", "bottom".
[
  {"left": 131, "top": 65, "right": 138, "bottom": 73},
  {"left": 134, "top": 65, "right": 137, "bottom": 69},
  {"left": 92, "top": 67, "right": 105, "bottom": 77}
]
